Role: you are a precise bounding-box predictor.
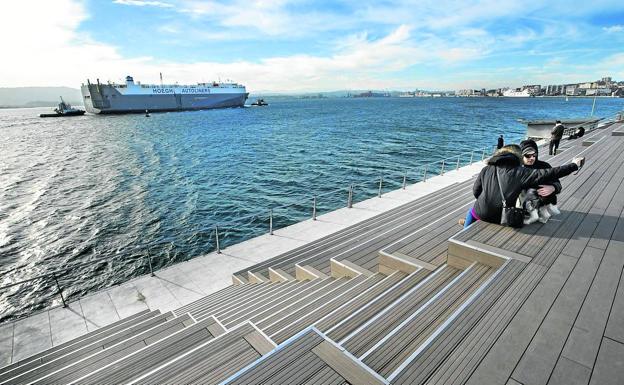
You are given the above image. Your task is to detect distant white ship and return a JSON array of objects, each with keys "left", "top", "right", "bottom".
[
  {"left": 503, "top": 88, "right": 532, "bottom": 97},
  {"left": 81, "top": 75, "right": 248, "bottom": 114}
]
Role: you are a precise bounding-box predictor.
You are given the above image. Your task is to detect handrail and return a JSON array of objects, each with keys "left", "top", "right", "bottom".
[{"left": 3, "top": 111, "right": 621, "bottom": 315}]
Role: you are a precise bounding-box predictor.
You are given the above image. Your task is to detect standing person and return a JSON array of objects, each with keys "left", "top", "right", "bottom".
[
  {"left": 549, "top": 120, "right": 565, "bottom": 155},
  {"left": 520, "top": 139, "right": 562, "bottom": 224},
  {"left": 462, "top": 144, "right": 583, "bottom": 228},
  {"left": 497, "top": 135, "right": 504, "bottom": 149}
]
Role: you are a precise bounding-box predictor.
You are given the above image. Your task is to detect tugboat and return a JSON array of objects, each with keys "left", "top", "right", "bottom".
[
  {"left": 251, "top": 98, "right": 268, "bottom": 106},
  {"left": 40, "top": 97, "right": 86, "bottom": 118}
]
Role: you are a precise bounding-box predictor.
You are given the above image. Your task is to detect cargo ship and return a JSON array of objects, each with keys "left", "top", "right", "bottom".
[{"left": 80, "top": 76, "right": 248, "bottom": 114}]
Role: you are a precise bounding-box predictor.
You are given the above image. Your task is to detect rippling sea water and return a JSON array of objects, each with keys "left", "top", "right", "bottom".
[{"left": 1, "top": 96, "right": 622, "bottom": 320}]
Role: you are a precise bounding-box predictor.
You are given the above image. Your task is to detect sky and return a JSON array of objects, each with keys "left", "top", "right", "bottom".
[{"left": 1, "top": 0, "right": 624, "bottom": 92}]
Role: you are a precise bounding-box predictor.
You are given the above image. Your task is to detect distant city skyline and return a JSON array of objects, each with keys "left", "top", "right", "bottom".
[{"left": 2, "top": 0, "right": 624, "bottom": 92}]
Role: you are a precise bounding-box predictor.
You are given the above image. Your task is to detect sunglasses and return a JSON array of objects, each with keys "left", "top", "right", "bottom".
[{"left": 524, "top": 154, "right": 536, "bottom": 159}]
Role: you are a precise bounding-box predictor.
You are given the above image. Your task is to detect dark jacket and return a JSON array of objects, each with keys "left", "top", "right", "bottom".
[
  {"left": 524, "top": 159, "right": 562, "bottom": 193},
  {"left": 473, "top": 147, "right": 577, "bottom": 223},
  {"left": 551, "top": 124, "right": 565, "bottom": 140}
]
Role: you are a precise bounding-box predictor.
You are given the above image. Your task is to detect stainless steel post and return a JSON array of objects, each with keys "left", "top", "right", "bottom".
[
  {"left": 52, "top": 273, "right": 67, "bottom": 308},
  {"left": 482, "top": 148, "right": 486, "bottom": 160},
  {"left": 402, "top": 173, "right": 407, "bottom": 190},
  {"left": 347, "top": 185, "right": 353, "bottom": 208},
  {"left": 215, "top": 225, "right": 221, "bottom": 254},
  {"left": 269, "top": 209, "right": 274, "bottom": 235},
  {"left": 312, "top": 196, "right": 317, "bottom": 220},
  {"left": 456, "top": 155, "right": 460, "bottom": 170},
  {"left": 469, "top": 151, "right": 474, "bottom": 164},
  {"left": 378, "top": 176, "right": 383, "bottom": 198},
  {"left": 440, "top": 160, "right": 445, "bottom": 175},
  {"left": 147, "top": 250, "right": 154, "bottom": 276},
  {"left": 423, "top": 165, "right": 428, "bottom": 181}
]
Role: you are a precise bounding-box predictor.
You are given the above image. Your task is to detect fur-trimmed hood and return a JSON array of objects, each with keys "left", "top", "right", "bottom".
[{"left": 487, "top": 145, "right": 522, "bottom": 166}]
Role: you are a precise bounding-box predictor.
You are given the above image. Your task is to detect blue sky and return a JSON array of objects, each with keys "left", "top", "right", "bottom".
[{"left": 2, "top": 0, "right": 624, "bottom": 91}]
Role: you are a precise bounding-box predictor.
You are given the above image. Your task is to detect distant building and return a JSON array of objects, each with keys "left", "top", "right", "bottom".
[{"left": 566, "top": 85, "right": 580, "bottom": 96}]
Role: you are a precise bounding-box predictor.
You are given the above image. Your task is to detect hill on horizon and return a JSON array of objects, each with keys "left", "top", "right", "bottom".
[{"left": 0, "top": 87, "right": 82, "bottom": 107}]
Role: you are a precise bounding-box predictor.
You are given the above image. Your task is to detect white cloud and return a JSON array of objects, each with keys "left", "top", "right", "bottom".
[
  {"left": 113, "top": 0, "right": 173, "bottom": 8},
  {"left": 603, "top": 25, "right": 624, "bottom": 33}
]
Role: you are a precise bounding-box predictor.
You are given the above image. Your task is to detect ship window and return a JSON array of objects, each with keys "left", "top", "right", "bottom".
[{"left": 84, "top": 95, "right": 91, "bottom": 99}]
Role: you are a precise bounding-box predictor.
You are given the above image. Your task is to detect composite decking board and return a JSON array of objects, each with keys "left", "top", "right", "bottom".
[
  {"left": 396, "top": 219, "right": 460, "bottom": 255},
  {"left": 310, "top": 188, "right": 476, "bottom": 274},
  {"left": 192, "top": 281, "right": 293, "bottom": 319},
  {"left": 219, "top": 279, "right": 318, "bottom": 326},
  {"left": 256, "top": 278, "right": 349, "bottom": 330},
  {"left": 226, "top": 280, "right": 326, "bottom": 326},
  {"left": 245, "top": 278, "right": 336, "bottom": 326},
  {"left": 510, "top": 245, "right": 608, "bottom": 385},
  {"left": 364, "top": 265, "right": 493, "bottom": 376},
  {"left": 240, "top": 180, "right": 473, "bottom": 277},
  {"left": 72, "top": 317, "right": 221, "bottom": 384},
  {"left": 423, "top": 262, "right": 547, "bottom": 385},
  {"left": 263, "top": 276, "right": 367, "bottom": 336},
  {"left": 588, "top": 337, "right": 624, "bottom": 385},
  {"left": 390, "top": 260, "right": 526, "bottom": 385},
  {"left": 315, "top": 271, "right": 407, "bottom": 332},
  {"left": 20, "top": 314, "right": 192, "bottom": 385},
  {"left": 586, "top": 175, "right": 624, "bottom": 250},
  {"left": 0, "top": 310, "right": 171, "bottom": 384},
  {"left": 267, "top": 351, "right": 328, "bottom": 384},
  {"left": 0, "top": 309, "right": 156, "bottom": 375},
  {"left": 605, "top": 236, "right": 624, "bottom": 345},
  {"left": 134, "top": 324, "right": 259, "bottom": 384},
  {"left": 549, "top": 240, "right": 624, "bottom": 384},
  {"left": 263, "top": 276, "right": 366, "bottom": 336},
  {"left": 214, "top": 280, "right": 301, "bottom": 321},
  {"left": 174, "top": 282, "right": 250, "bottom": 315},
  {"left": 271, "top": 275, "right": 383, "bottom": 343},
  {"left": 303, "top": 365, "right": 347, "bottom": 385},
  {"left": 326, "top": 269, "right": 431, "bottom": 341},
  {"left": 387, "top": 213, "right": 460, "bottom": 254},
  {"left": 187, "top": 283, "right": 277, "bottom": 319},
  {"left": 343, "top": 266, "right": 461, "bottom": 356},
  {"left": 226, "top": 330, "right": 324, "bottom": 385},
  {"left": 285, "top": 182, "right": 476, "bottom": 275}
]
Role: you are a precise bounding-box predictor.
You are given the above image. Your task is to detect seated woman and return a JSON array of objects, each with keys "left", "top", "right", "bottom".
[
  {"left": 463, "top": 144, "right": 583, "bottom": 228},
  {"left": 520, "top": 139, "right": 561, "bottom": 224}
]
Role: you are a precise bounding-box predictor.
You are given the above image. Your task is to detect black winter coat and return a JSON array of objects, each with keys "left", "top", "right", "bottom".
[
  {"left": 524, "top": 159, "right": 562, "bottom": 193},
  {"left": 473, "top": 151, "right": 577, "bottom": 223}
]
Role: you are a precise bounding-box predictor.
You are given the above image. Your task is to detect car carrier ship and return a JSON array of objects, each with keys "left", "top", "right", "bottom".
[{"left": 80, "top": 75, "right": 248, "bottom": 114}]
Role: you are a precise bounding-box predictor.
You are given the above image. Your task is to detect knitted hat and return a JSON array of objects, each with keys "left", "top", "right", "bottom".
[{"left": 520, "top": 139, "right": 538, "bottom": 156}]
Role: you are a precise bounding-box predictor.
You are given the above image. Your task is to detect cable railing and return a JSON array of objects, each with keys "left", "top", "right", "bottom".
[{"left": 1, "top": 111, "right": 622, "bottom": 320}]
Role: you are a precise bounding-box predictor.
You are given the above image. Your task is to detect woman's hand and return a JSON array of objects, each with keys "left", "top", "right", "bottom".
[{"left": 537, "top": 185, "right": 556, "bottom": 196}]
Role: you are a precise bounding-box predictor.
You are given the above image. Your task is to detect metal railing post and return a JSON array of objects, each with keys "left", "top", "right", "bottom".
[
  {"left": 378, "top": 176, "right": 383, "bottom": 198},
  {"left": 147, "top": 249, "right": 154, "bottom": 276},
  {"left": 469, "top": 150, "right": 474, "bottom": 165},
  {"left": 215, "top": 225, "right": 221, "bottom": 254},
  {"left": 440, "top": 160, "right": 445, "bottom": 175},
  {"left": 481, "top": 148, "right": 486, "bottom": 160},
  {"left": 312, "top": 196, "right": 317, "bottom": 220},
  {"left": 52, "top": 273, "right": 67, "bottom": 308},
  {"left": 456, "top": 155, "right": 460, "bottom": 170},
  {"left": 402, "top": 172, "right": 407, "bottom": 190},
  {"left": 423, "top": 165, "right": 428, "bottom": 181},
  {"left": 347, "top": 184, "right": 353, "bottom": 208},
  {"left": 269, "top": 208, "right": 274, "bottom": 235}
]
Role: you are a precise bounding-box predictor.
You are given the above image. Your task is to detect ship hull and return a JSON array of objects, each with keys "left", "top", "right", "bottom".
[{"left": 81, "top": 84, "right": 248, "bottom": 114}]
